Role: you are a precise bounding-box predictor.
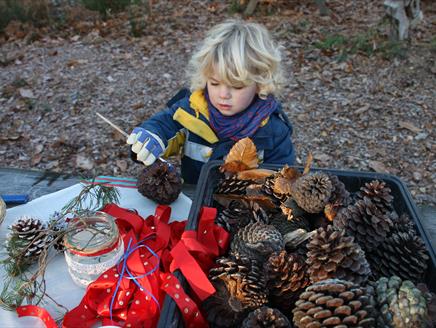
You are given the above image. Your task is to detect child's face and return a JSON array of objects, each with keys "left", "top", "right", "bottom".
[{"left": 206, "top": 72, "right": 257, "bottom": 117}]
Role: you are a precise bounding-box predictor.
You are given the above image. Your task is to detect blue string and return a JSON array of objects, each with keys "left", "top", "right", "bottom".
[{"left": 109, "top": 235, "right": 161, "bottom": 321}]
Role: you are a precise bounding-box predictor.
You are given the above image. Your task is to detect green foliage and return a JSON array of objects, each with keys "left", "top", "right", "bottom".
[
  {"left": 80, "top": 0, "right": 141, "bottom": 19},
  {"left": 314, "top": 30, "right": 408, "bottom": 61},
  {"left": 0, "top": 0, "right": 50, "bottom": 31},
  {"left": 228, "top": 0, "right": 244, "bottom": 14}
]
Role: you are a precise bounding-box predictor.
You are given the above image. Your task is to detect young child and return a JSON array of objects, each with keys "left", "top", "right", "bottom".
[{"left": 127, "top": 19, "right": 296, "bottom": 184}]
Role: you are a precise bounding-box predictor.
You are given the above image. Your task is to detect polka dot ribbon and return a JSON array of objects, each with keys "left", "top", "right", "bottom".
[{"left": 16, "top": 305, "right": 57, "bottom": 328}]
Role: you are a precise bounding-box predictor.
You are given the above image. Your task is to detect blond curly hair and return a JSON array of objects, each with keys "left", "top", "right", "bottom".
[{"left": 186, "top": 19, "right": 285, "bottom": 99}]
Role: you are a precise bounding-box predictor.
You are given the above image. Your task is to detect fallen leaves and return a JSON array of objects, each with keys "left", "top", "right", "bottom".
[
  {"left": 368, "top": 160, "right": 389, "bottom": 174},
  {"left": 398, "top": 121, "right": 422, "bottom": 133}
]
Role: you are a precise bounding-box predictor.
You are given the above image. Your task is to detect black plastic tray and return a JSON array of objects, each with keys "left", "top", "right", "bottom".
[{"left": 158, "top": 160, "right": 436, "bottom": 328}]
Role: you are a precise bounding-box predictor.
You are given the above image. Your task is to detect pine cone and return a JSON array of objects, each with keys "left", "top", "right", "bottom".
[
  {"left": 262, "top": 174, "right": 291, "bottom": 204},
  {"left": 374, "top": 276, "right": 429, "bottom": 328},
  {"left": 202, "top": 279, "right": 247, "bottom": 327},
  {"left": 215, "top": 200, "right": 254, "bottom": 234},
  {"left": 306, "top": 225, "right": 371, "bottom": 285},
  {"left": 333, "top": 199, "right": 393, "bottom": 252},
  {"left": 136, "top": 161, "right": 182, "bottom": 204},
  {"left": 356, "top": 180, "right": 394, "bottom": 213},
  {"left": 242, "top": 306, "right": 291, "bottom": 328},
  {"left": 291, "top": 172, "right": 333, "bottom": 213},
  {"left": 231, "top": 222, "right": 284, "bottom": 263},
  {"left": 265, "top": 251, "right": 310, "bottom": 311},
  {"left": 292, "top": 279, "right": 377, "bottom": 328},
  {"left": 209, "top": 255, "right": 268, "bottom": 311},
  {"left": 270, "top": 212, "right": 310, "bottom": 236},
  {"left": 368, "top": 229, "right": 429, "bottom": 283},
  {"left": 328, "top": 174, "right": 351, "bottom": 207},
  {"left": 216, "top": 175, "right": 251, "bottom": 195},
  {"left": 7, "top": 216, "right": 49, "bottom": 261}
]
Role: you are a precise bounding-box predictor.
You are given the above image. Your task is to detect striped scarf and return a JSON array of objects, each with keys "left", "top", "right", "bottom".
[{"left": 206, "top": 91, "right": 279, "bottom": 141}]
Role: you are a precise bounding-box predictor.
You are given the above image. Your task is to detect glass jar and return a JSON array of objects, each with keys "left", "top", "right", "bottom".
[{"left": 64, "top": 211, "right": 124, "bottom": 288}]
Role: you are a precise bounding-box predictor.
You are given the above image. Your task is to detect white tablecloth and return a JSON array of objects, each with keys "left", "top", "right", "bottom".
[{"left": 0, "top": 183, "right": 192, "bottom": 327}]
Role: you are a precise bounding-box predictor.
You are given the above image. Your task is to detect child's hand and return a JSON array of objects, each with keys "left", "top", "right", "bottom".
[{"left": 127, "top": 127, "right": 165, "bottom": 166}]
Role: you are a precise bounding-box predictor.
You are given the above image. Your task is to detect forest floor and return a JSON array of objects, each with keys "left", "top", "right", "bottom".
[{"left": 0, "top": 0, "right": 435, "bottom": 205}]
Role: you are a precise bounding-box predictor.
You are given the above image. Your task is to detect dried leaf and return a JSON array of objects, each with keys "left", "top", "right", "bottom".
[
  {"left": 116, "top": 159, "right": 128, "bottom": 172},
  {"left": 19, "top": 88, "right": 35, "bottom": 99},
  {"left": 213, "top": 193, "right": 276, "bottom": 209},
  {"left": 279, "top": 165, "right": 301, "bottom": 181},
  {"left": 31, "top": 153, "right": 42, "bottom": 165},
  {"left": 236, "top": 168, "right": 275, "bottom": 181},
  {"left": 354, "top": 104, "right": 370, "bottom": 115},
  {"left": 273, "top": 176, "right": 293, "bottom": 195},
  {"left": 76, "top": 154, "right": 94, "bottom": 170},
  {"left": 398, "top": 121, "right": 422, "bottom": 133},
  {"left": 368, "top": 160, "right": 389, "bottom": 173},
  {"left": 220, "top": 137, "right": 258, "bottom": 173},
  {"left": 303, "top": 152, "right": 313, "bottom": 175}
]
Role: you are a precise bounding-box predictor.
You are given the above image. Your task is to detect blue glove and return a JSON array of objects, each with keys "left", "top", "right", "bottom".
[{"left": 127, "top": 127, "right": 165, "bottom": 166}]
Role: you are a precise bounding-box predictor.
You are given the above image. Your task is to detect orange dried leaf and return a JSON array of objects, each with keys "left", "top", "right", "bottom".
[
  {"left": 324, "top": 203, "right": 337, "bottom": 222},
  {"left": 279, "top": 165, "right": 301, "bottom": 181},
  {"left": 273, "top": 176, "right": 293, "bottom": 195},
  {"left": 220, "top": 137, "right": 258, "bottom": 173},
  {"left": 303, "top": 152, "right": 313, "bottom": 175},
  {"left": 237, "top": 168, "right": 275, "bottom": 181}
]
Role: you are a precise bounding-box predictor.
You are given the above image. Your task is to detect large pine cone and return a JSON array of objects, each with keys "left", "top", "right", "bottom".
[
  {"left": 230, "top": 222, "right": 284, "bottom": 263},
  {"left": 136, "top": 161, "right": 182, "bottom": 204},
  {"left": 209, "top": 255, "right": 268, "bottom": 311},
  {"left": 265, "top": 251, "right": 310, "bottom": 311},
  {"left": 7, "top": 216, "right": 49, "bottom": 261},
  {"left": 356, "top": 180, "right": 394, "bottom": 213},
  {"left": 333, "top": 198, "right": 393, "bottom": 252},
  {"left": 368, "top": 229, "right": 429, "bottom": 283},
  {"left": 306, "top": 225, "right": 371, "bottom": 285},
  {"left": 374, "top": 276, "right": 429, "bottom": 328},
  {"left": 202, "top": 280, "right": 247, "bottom": 327},
  {"left": 216, "top": 175, "right": 251, "bottom": 195},
  {"left": 291, "top": 172, "right": 333, "bottom": 213},
  {"left": 242, "top": 306, "right": 291, "bottom": 328},
  {"left": 292, "top": 279, "right": 377, "bottom": 328},
  {"left": 215, "top": 200, "right": 254, "bottom": 234}
]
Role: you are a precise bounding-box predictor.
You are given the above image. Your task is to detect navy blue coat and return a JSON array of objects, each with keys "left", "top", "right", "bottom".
[{"left": 135, "top": 89, "right": 296, "bottom": 184}]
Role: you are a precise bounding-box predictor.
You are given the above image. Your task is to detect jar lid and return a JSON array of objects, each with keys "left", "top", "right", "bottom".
[{"left": 64, "top": 211, "right": 119, "bottom": 256}]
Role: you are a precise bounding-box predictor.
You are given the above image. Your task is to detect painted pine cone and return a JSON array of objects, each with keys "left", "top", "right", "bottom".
[
  {"left": 292, "top": 279, "right": 377, "bottom": 328},
  {"left": 230, "top": 222, "right": 284, "bottom": 263},
  {"left": 374, "top": 276, "right": 429, "bottom": 328},
  {"left": 291, "top": 172, "right": 333, "bottom": 213},
  {"left": 136, "top": 160, "right": 182, "bottom": 204},
  {"left": 265, "top": 251, "right": 309, "bottom": 311},
  {"left": 333, "top": 199, "right": 393, "bottom": 252},
  {"left": 209, "top": 255, "right": 268, "bottom": 311},
  {"left": 306, "top": 225, "right": 371, "bottom": 285},
  {"left": 7, "top": 216, "right": 49, "bottom": 260},
  {"left": 242, "top": 306, "right": 291, "bottom": 328}
]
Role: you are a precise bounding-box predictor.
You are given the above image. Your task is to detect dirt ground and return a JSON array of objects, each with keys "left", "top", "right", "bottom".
[{"left": 0, "top": 0, "right": 435, "bottom": 205}]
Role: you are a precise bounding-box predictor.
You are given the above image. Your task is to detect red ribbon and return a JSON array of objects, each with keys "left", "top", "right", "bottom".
[
  {"left": 16, "top": 305, "right": 58, "bottom": 328},
  {"left": 59, "top": 203, "right": 229, "bottom": 328}
]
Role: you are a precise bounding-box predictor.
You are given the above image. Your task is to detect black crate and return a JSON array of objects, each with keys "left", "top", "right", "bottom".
[{"left": 158, "top": 160, "right": 436, "bottom": 328}]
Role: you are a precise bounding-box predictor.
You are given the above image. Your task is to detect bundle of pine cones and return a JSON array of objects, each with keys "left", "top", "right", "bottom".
[{"left": 201, "top": 138, "right": 434, "bottom": 328}]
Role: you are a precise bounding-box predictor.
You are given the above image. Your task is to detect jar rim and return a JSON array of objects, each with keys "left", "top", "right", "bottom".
[{"left": 64, "top": 211, "right": 119, "bottom": 255}]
